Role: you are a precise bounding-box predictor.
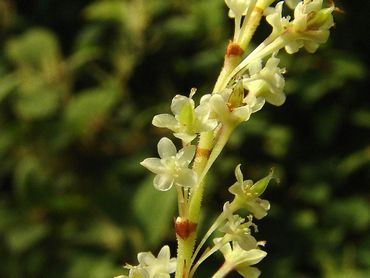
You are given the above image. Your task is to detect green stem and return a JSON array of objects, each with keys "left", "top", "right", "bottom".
[
  {"left": 211, "top": 263, "right": 234, "bottom": 278},
  {"left": 189, "top": 125, "right": 234, "bottom": 222},
  {"left": 190, "top": 213, "right": 226, "bottom": 268}
]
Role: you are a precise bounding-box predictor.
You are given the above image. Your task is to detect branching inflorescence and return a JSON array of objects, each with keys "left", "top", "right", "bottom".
[{"left": 117, "top": 1, "right": 336, "bottom": 277}]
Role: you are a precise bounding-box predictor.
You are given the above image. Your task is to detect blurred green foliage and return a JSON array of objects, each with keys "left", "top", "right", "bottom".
[{"left": 0, "top": 0, "right": 369, "bottom": 277}]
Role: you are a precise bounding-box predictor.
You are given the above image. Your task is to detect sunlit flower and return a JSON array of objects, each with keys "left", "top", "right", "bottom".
[
  {"left": 152, "top": 93, "right": 218, "bottom": 144},
  {"left": 229, "top": 165, "right": 272, "bottom": 219},
  {"left": 140, "top": 137, "right": 197, "bottom": 191}
]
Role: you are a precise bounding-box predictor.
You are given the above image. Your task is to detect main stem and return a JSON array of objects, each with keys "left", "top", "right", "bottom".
[{"left": 175, "top": 3, "right": 267, "bottom": 276}]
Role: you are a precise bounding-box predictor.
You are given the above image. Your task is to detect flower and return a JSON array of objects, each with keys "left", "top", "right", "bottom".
[
  {"left": 140, "top": 137, "right": 197, "bottom": 191},
  {"left": 225, "top": 0, "right": 254, "bottom": 18},
  {"left": 208, "top": 85, "right": 264, "bottom": 127},
  {"left": 152, "top": 92, "right": 218, "bottom": 144},
  {"left": 266, "top": 0, "right": 334, "bottom": 54},
  {"left": 266, "top": 1, "right": 291, "bottom": 39},
  {"left": 288, "top": 0, "right": 335, "bottom": 53},
  {"left": 214, "top": 238, "right": 267, "bottom": 278},
  {"left": 137, "top": 245, "right": 177, "bottom": 278},
  {"left": 220, "top": 202, "right": 258, "bottom": 251},
  {"left": 229, "top": 165, "right": 272, "bottom": 219},
  {"left": 120, "top": 245, "right": 176, "bottom": 278},
  {"left": 243, "top": 55, "right": 286, "bottom": 106}
]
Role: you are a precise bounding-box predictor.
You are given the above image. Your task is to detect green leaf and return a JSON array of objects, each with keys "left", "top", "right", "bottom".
[
  {"left": 6, "top": 28, "right": 60, "bottom": 69},
  {"left": 6, "top": 223, "right": 50, "bottom": 253},
  {"left": 64, "top": 86, "right": 120, "bottom": 138}
]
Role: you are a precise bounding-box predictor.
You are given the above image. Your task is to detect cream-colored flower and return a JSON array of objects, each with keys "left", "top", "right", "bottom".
[
  {"left": 153, "top": 93, "right": 217, "bottom": 144},
  {"left": 209, "top": 86, "right": 264, "bottom": 127},
  {"left": 140, "top": 137, "right": 197, "bottom": 191},
  {"left": 243, "top": 55, "right": 286, "bottom": 106},
  {"left": 220, "top": 202, "right": 258, "bottom": 251},
  {"left": 214, "top": 238, "right": 267, "bottom": 278},
  {"left": 229, "top": 165, "right": 273, "bottom": 219}
]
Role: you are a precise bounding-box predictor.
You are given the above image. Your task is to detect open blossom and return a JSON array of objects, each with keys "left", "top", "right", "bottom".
[
  {"left": 140, "top": 137, "right": 197, "bottom": 191},
  {"left": 229, "top": 165, "right": 272, "bottom": 219},
  {"left": 119, "top": 245, "right": 176, "bottom": 278},
  {"left": 220, "top": 202, "right": 258, "bottom": 251},
  {"left": 214, "top": 238, "right": 267, "bottom": 278},
  {"left": 243, "top": 55, "right": 286, "bottom": 106},
  {"left": 266, "top": 1, "right": 291, "bottom": 38},
  {"left": 208, "top": 85, "right": 264, "bottom": 127},
  {"left": 152, "top": 93, "right": 218, "bottom": 144}
]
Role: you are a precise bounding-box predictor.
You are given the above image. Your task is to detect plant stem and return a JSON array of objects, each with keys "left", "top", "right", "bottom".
[{"left": 211, "top": 263, "right": 234, "bottom": 278}]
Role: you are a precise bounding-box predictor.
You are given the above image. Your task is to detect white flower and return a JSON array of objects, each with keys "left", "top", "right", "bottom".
[
  {"left": 214, "top": 238, "right": 267, "bottom": 278},
  {"left": 140, "top": 137, "right": 197, "bottom": 191},
  {"left": 229, "top": 165, "right": 272, "bottom": 219},
  {"left": 209, "top": 86, "right": 264, "bottom": 127},
  {"left": 137, "top": 245, "right": 177, "bottom": 278},
  {"left": 122, "top": 265, "right": 149, "bottom": 278},
  {"left": 225, "top": 0, "right": 254, "bottom": 18},
  {"left": 121, "top": 246, "right": 176, "bottom": 278},
  {"left": 220, "top": 202, "right": 258, "bottom": 251},
  {"left": 243, "top": 55, "right": 286, "bottom": 106},
  {"left": 152, "top": 93, "right": 218, "bottom": 144},
  {"left": 266, "top": 1, "right": 291, "bottom": 39},
  {"left": 266, "top": 0, "right": 334, "bottom": 54}
]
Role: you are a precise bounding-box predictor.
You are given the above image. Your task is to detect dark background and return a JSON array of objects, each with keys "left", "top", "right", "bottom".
[{"left": 0, "top": 0, "right": 369, "bottom": 277}]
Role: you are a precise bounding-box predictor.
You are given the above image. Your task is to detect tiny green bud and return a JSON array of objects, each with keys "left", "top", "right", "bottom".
[
  {"left": 228, "top": 81, "right": 245, "bottom": 110},
  {"left": 308, "top": 8, "right": 334, "bottom": 30},
  {"left": 177, "top": 101, "right": 194, "bottom": 130},
  {"left": 250, "top": 169, "right": 274, "bottom": 196}
]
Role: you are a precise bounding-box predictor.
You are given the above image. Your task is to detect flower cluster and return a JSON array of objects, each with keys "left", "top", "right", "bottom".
[
  {"left": 267, "top": 0, "right": 335, "bottom": 53},
  {"left": 118, "top": 1, "right": 336, "bottom": 277}
]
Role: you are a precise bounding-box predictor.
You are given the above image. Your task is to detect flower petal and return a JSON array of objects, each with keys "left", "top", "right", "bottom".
[
  {"left": 157, "top": 245, "right": 170, "bottom": 262},
  {"left": 152, "top": 114, "right": 178, "bottom": 129},
  {"left": 158, "top": 137, "right": 177, "bottom": 159},
  {"left": 140, "top": 158, "right": 164, "bottom": 174},
  {"left": 236, "top": 266, "right": 261, "bottom": 278},
  {"left": 153, "top": 174, "right": 174, "bottom": 191},
  {"left": 175, "top": 168, "right": 197, "bottom": 188},
  {"left": 176, "top": 145, "right": 196, "bottom": 166},
  {"left": 171, "top": 95, "right": 193, "bottom": 115}
]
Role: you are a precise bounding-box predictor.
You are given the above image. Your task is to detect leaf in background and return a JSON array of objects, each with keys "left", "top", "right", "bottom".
[
  {"left": 0, "top": 74, "right": 18, "bottom": 102},
  {"left": 133, "top": 177, "right": 177, "bottom": 246},
  {"left": 63, "top": 86, "right": 120, "bottom": 138},
  {"left": 6, "top": 28, "right": 60, "bottom": 71},
  {"left": 6, "top": 222, "right": 50, "bottom": 254}
]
